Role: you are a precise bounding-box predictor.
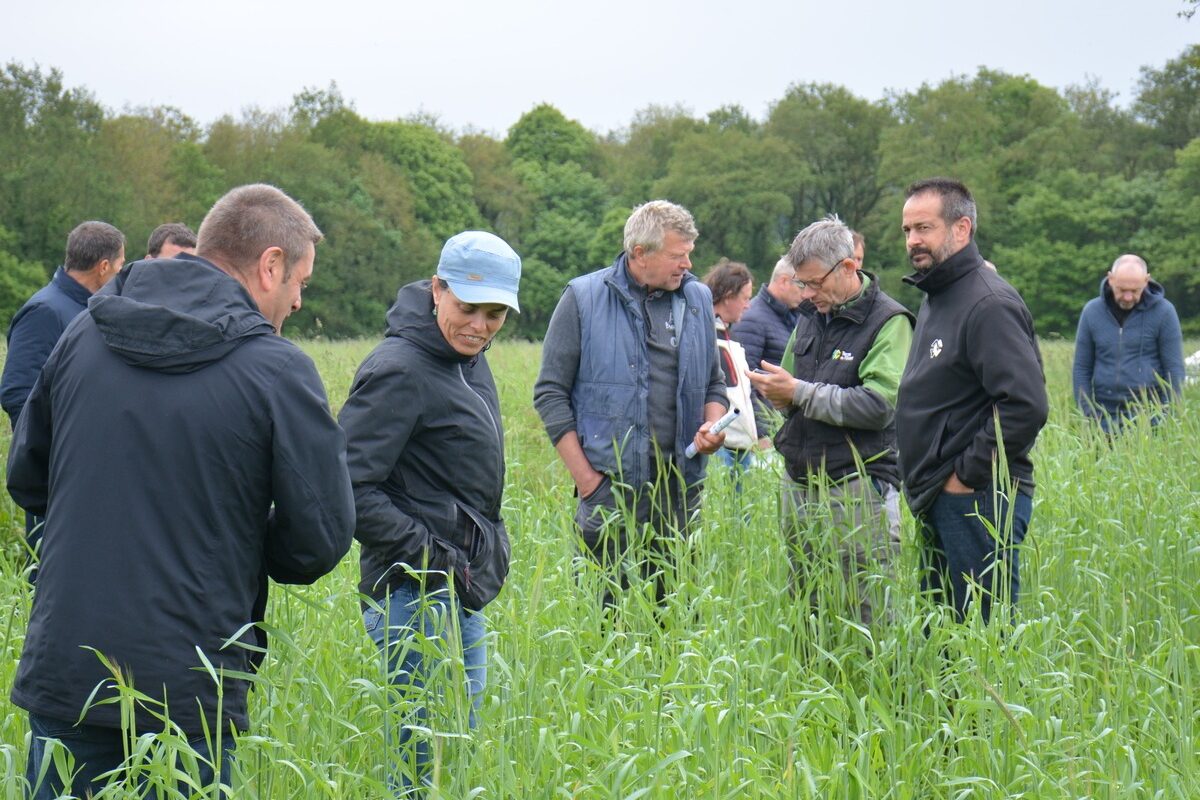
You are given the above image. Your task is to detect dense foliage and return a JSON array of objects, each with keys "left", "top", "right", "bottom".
[{"left": 1, "top": 46, "right": 1199, "bottom": 338}]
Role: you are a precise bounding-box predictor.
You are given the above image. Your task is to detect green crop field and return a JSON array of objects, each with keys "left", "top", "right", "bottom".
[{"left": 0, "top": 339, "right": 1196, "bottom": 798}]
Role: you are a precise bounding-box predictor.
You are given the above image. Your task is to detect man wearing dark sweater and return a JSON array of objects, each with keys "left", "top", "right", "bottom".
[
  {"left": 895, "top": 178, "right": 1048, "bottom": 624},
  {"left": 1072, "top": 254, "right": 1184, "bottom": 432}
]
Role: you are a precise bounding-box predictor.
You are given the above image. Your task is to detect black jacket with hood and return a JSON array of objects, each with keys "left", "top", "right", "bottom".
[
  {"left": 6, "top": 254, "right": 355, "bottom": 735},
  {"left": 895, "top": 241, "right": 1048, "bottom": 515},
  {"left": 338, "top": 280, "right": 510, "bottom": 611}
]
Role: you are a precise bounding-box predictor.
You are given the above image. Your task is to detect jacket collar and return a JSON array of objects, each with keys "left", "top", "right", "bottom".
[
  {"left": 53, "top": 266, "right": 93, "bottom": 305},
  {"left": 902, "top": 240, "right": 984, "bottom": 295},
  {"left": 1100, "top": 275, "right": 1164, "bottom": 312},
  {"left": 757, "top": 283, "right": 796, "bottom": 322}
]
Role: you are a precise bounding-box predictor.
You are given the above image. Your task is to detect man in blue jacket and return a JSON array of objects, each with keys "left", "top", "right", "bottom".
[
  {"left": 1, "top": 221, "right": 125, "bottom": 560},
  {"left": 534, "top": 200, "right": 728, "bottom": 608},
  {"left": 7, "top": 184, "right": 355, "bottom": 798},
  {"left": 1, "top": 221, "right": 125, "bottom": 429},
  {"left": 1072, "top": 254, "right": 1184, "bottom": 432}
]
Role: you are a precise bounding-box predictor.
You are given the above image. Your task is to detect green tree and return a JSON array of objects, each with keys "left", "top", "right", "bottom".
[
  {"left": 0, "top": 225, "right": 49, "bottom": 328},
  {"left": 1134, "top": 44, "right": 1200, "bottom": 151},
  {"left": 0, "top": 63, "right": 110, "bottom": 267},
  {"left": 653, "top": 128, "right": 792, "bottom": 271},
  {"left": 766, "top": 83, "right": 894, "bottom": 234},
  {"left": 311, "top": 110, "right": 481, "bottom": 241},
  {"left": 992, "top": 170, "right": 1161, "bottom": 335},
  {"left": 506, "top": 104, "right": 600, "bottom": 170},
  {"left": 1133, "top": 137, "right": 1200, "bottom": 329},
  {"left": 457, "top": 132, "right": 532, "bottom": 244},
  {"left": 605, "top": 105, "right": 703, "bottom": 205}
]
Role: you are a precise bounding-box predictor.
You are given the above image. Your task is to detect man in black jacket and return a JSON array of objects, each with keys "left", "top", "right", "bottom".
[
  {"left": 7, "top": 184, "right": 355, "bottom": 798},
  {"left": 895, "top": 178, "right": 1047, "bottom": 624}
]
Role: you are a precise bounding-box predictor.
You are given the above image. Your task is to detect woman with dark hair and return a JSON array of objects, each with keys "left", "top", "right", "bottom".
[
  {"left": 702, "top": 259, "right": 759, "bottom": 478},
  {"left": 339, "top": 231, "right": 520, "bottom": 795}
]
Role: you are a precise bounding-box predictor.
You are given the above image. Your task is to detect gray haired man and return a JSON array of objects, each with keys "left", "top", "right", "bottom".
[
  {"left": 749, "top": 215, "right": 913, "bottom": 625},
  {"left": 534, "top": 200, "right": 728, "bottom": 608}
]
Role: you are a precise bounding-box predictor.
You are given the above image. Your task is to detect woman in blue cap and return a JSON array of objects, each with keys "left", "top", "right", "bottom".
[{"left": 338, "top": 231, "right": 521, "bottom": 795}]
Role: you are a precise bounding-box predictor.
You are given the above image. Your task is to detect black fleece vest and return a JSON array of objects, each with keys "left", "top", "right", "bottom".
[{"left": 776, "top": 275, "right": 911, "bottom": 487}]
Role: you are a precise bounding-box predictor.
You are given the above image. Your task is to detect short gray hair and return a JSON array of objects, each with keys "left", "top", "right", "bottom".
[
  {"left": 786, "top": 214, "right": 854, "bottom": 270},
  {"left": 623, "top": 200, "right": 698, "bottom": 255},
  {"left": 770, "top": 256, "right": 794, "bottom": 281},
  {"left": 197, "top": 184, "right": 323, "bottom": 279}
]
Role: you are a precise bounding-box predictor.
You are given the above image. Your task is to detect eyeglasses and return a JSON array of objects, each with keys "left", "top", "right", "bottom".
[{"left": 791, "top": 260, "right": 842, "bottom": 291}]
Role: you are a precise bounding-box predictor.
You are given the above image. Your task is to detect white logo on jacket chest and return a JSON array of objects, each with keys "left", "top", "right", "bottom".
[{"left": 929, "top": 338, "right": 944, "bottom": 358}]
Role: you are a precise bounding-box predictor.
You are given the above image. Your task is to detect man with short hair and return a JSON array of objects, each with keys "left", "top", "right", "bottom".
[
  {"left": 1072, "top": 254, "right": 1184, "bottom": 431},
  {"left": 731, "top": 257, "right": 805, "bottom": 446},
  {"left": 7, "top": 184, "right": 355, "bottom": 798},
  {"left": 895, "top": 178, "right": 1048, "bottom": 624},
  {"left": 1, "top": 221, "right": 125, "bottom": 429},
  {"left": 1, "top": 221, "right": 125, "bottom": 565},
  {"left": 534, "top": 200, "right": 727, "bottom": 607},
  {"left": 749, "top": 216, "right": 912, "bottom": 625},
  {"left": 146, "top": 221, "right": 197, "bottom": 258}
]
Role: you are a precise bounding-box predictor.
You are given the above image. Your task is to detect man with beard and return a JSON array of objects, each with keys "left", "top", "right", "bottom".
[
  {"left": 1072, "top": 254, "right": 1184, "bottom": 431},
  {"left": 895, "top": 178, "right": 1047, "bottom": 624}
]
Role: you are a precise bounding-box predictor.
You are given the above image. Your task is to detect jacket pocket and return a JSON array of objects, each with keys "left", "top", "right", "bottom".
[
  {"left": 451, "top": 502, "right": 510, "bottom": 611},
  {"left": 574, "top": 475, "right": 617, "bottom": 552}
]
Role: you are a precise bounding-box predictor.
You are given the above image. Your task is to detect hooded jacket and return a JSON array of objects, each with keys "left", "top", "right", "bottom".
[
  {"left": 339, "top": 280, "right": 510, "bottom": 610},
  {"left": 6, "top": 254, "right": 355, "bottom": 735},
  {"left": 1072, "top": 277, "right": 1184, "bottom": 420},
  {"left": 895, "top": 241, "right": 1048, "bottom": 515}
]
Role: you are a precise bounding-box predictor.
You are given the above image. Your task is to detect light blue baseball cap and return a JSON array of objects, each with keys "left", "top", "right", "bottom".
[{"left": 436, "top": 231, "right": 521, "bottom": 313}]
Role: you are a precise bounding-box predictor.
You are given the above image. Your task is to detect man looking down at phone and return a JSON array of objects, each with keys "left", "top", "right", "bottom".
[{"left": 748, "top": 215, "right": 912, "bottom": 626}]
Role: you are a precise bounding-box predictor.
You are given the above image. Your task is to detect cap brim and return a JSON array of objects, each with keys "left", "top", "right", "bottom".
[{"left": 445, "top": 280, "right": 520, "bottom": 313}]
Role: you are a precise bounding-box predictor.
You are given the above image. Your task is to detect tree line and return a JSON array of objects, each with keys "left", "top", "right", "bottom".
[{"left": 1, "top": 45, "right": 1198, "bottom": 340}]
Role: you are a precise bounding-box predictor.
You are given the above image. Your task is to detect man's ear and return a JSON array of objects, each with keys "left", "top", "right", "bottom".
[
  {"left": 954, "top": 216, "right": 973, "bottom": 243},
  {"left": 256, "top": 246, "right": 285, "bottom": 292}
]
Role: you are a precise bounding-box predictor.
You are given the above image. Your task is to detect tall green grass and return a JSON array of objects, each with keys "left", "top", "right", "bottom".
[{"left": 0, "top": 339, "right": 1196, "bottom": 798}]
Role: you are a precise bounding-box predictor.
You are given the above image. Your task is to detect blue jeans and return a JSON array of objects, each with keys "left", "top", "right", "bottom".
[
  {"left": 918, "top": 486, "right": 1033, "bottom": 624},
  {"left": 714, "top": 447, "right": 754, "bottom": 492},
  {"left": 364, "top": 582, "right": 486, "bottom": 796},
  {"left": 26, "top": 712, "right": 233, "bottom": 799}
]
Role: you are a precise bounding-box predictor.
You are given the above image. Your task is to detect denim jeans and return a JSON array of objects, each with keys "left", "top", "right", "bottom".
[
  {"left": 364, "top": 581, "right": 486, "bottom": 796},
  {"left": 917, "top": 486, "right": 1033, "bottom": 624},
  {"left": 713, "top": 447, "right": 754, "bottom": 494},
  {"left": 26, "top": 712, "right": 233, "bottom": 799}
]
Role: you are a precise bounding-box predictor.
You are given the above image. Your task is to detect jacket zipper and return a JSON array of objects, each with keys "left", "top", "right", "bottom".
[{"left": 458, "top": 364, "right": 503, "bottom": 495}]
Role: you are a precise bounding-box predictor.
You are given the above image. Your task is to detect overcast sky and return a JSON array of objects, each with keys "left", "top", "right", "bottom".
[{"left": 3, "top": 0, "right": 1196, "bottom": 136}]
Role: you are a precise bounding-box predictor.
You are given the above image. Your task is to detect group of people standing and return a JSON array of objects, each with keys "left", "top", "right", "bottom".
[{"left": 1, "top": 174, "right": 1181, "bottom": 798}]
